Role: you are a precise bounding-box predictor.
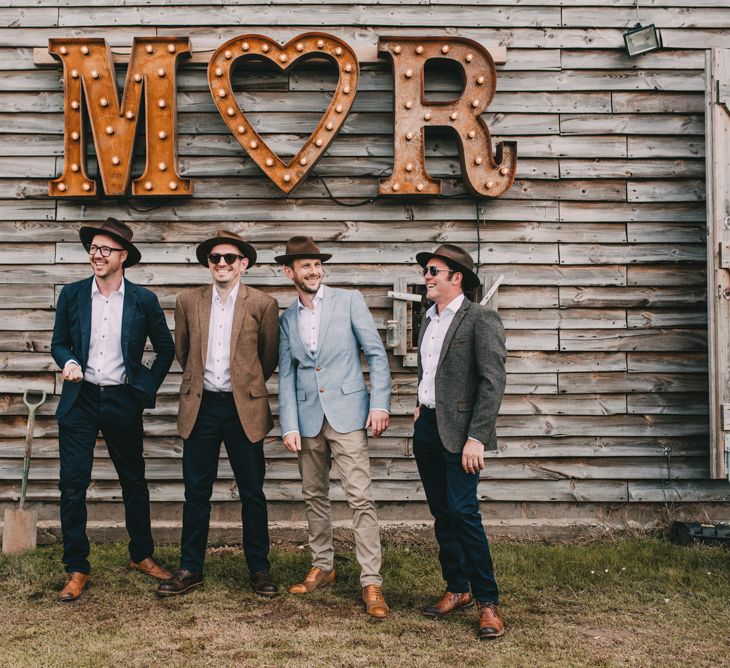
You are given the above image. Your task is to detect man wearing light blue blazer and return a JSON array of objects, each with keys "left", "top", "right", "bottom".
[{"left": 277, "top": 236, "right": 392, "bottom": 618}]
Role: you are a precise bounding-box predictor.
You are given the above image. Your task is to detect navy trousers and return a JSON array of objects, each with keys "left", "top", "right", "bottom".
[
  {"left": 180, "top": 391, "right": 270, "bottom": 574},
  {"left": 58, "top": 381, "right": 154, "bottom": 574},
  {"left": 413, "top": 406, "right": 499, "bottom": 604}
]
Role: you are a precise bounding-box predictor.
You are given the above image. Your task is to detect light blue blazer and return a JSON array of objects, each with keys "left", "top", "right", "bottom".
[{"left": 278, "top": 285, "right": 391, "bottom": 437}]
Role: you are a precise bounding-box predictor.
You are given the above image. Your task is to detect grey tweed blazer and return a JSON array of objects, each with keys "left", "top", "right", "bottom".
[{"left": 417, "top": 297, "right": 506, "bottom": 453}]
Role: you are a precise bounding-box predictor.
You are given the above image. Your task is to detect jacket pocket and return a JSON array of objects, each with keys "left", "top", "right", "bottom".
[
  {"left": 457, "top": 400, "right": 474, "bottom": 412},
  {"left": 297, "top": 390, "right": 306, "bottom": 401},
  {"left": 341, "top": 379, "right": 367, "bottom": 394},
  {"left": 180, "top": 382, "right": 191, "bottom": 395}
]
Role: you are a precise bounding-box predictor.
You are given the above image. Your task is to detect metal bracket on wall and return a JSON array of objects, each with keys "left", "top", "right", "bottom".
[{"left": 387, "top": 277, "right": 422, "bottom": 367}]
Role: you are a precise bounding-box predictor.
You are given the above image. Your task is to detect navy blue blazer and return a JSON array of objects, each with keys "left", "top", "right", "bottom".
[{"left": 51, "top": 276, "right": 175, "bottom": 418}]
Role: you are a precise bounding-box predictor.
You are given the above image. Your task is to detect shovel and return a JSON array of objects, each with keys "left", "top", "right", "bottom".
[{"left": 2, "top": 390, "right": 46, "bottom": 555}]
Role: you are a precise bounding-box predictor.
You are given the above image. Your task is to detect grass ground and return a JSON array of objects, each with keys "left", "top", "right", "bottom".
[{"left": 0, "top": 536, "right": 728, "bottom": 668}]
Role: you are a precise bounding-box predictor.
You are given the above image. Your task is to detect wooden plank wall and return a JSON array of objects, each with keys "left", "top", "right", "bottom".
[{"left": 1, "top": 0, "right": 730, "bottom": 531}]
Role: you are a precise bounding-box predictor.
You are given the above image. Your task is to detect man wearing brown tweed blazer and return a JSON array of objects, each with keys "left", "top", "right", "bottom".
[
  {"left": 413, "top": 243, "right": 507, "bottom": 640},
  {"left": 158, "top": 230, "right": 280, "bottom": 598}
]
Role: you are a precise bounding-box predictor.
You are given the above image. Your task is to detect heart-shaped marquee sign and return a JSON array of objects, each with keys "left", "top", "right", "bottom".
[{"left": 208, "top": 33, "right": 359, "bottom": 194}]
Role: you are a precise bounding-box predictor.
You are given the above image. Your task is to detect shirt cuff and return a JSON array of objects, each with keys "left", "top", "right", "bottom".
[
  {"left": 282, "top": 430, "right": 300, "bottom": 438},
  {"left": 369, "top": 408, "right": 390, "bottom": 415},
  {"left": 64, "top": 359, "right": 81, "bottom": 370},
  {"left": 467, "top": 436, "right": 484, "bottom": 447}
]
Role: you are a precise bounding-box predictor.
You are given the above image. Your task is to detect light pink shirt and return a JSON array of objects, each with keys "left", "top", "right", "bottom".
[
  {"left": 203, "top": 282, "right": 239, "bottom": 392},
  {"left": 83, "top": 278, "right": 126, "bottom": 385}
]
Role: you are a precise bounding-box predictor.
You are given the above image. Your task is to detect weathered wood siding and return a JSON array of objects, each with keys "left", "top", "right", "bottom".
[{"left": 1, "top": 0, "right": 729, "bottom": 529}]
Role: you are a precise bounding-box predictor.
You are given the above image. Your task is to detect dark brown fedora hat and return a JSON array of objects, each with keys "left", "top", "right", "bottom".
[
  {"left": 196, "top": 229, "right": 257, "bottom": 268},
  {"left": 274, "top": 236, "right": 332, "bottom": 265},
  {"left": 79, "top": 217, "right": 141, "bottom": 268},
  {"left": 415, "top": 243, "right": 481, "bottom": 290}
]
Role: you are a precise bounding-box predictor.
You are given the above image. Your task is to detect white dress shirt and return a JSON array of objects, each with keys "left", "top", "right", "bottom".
[
  {"left": 83, "top": 278, "right": 126, "bottom": 385},
  {"left": 297, "top": 284, "right": 324, "bottom": 355},
  {"left": 418, "top": 293, "right": 465, "bottom": 409},
  {"left": 203, "top": 282, "right": 239, "bottom": 392}
]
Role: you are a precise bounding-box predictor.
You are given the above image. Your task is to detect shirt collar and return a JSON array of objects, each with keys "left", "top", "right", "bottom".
[
  {"left": 213, "top": 280, "right": 240, "bottom": 307},
  {"left": 426, "top": 293, "right": 465, "bottom": 320},
  {"left": 91, "top": 277, "right": 125, "bottom": 298},
  {"left": 297, "top": 284, "right": 325, "bottom": 311}
]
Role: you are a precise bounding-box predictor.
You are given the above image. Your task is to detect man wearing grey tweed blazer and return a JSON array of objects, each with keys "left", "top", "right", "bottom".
[{"left": 413, "top": 243, "right": 507, "bottom": 641}]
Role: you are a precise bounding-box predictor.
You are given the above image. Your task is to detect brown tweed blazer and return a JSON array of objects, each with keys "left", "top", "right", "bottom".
[{"left": 174, "top": 283, "right": 279, "bottom": 441}]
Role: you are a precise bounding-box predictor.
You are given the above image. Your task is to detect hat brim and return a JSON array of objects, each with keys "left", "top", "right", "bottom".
[
  {"left": 415, "top": 251, "right": 481, "bottom": 289},
  {"left": 79, "top": 226, "right": 141, "bottom": 268},
  {"left": 274, "top": 252, "right": 332, "bottom": 265},
  {"left": 196, "top": 236, "right": 257, "bottom": 268}
]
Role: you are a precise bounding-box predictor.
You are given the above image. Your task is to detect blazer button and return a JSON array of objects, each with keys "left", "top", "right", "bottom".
[
  {"left": 316, "top": 367, "right": 321, "bottom": 372},
  {"left": 319, "top": 387, "right": 325, "bottom": 393}
]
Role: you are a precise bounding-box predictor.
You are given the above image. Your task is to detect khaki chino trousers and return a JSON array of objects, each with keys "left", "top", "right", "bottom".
[{"left": 298, "top": 418, "right": 383, "bottom": 587}]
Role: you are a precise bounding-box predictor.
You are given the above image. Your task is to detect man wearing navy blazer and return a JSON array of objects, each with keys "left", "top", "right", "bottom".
[
  {"left": 51, "top": 218, "right": 175, "bottom": 601},
  {"left": 277, "top": 236, "right": 392, "bottom": 618}
]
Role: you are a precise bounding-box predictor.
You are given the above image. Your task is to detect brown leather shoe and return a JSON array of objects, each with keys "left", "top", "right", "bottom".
[
  {"left": 130, "top": 557, "right": 173, "bottom": 581},
  {"left": 288, "top": 566, "right": 336, "bottom": 594},
  {"left": 423, "top": 590, "right": 474, "bottom": 617},
  {"left": 58, "top": 572, "right": 90, "bottom": 602},
  {"left": 477, "top": 602, "right": 505, "bottom": 639},
  {"left": 157, "top": 569, "right": 203, "bottom": 597},
  {"left": 362, "top": 584, "right": 389, "bottom": 618},
  {"left": 250, "top": 570, "right": 278, "bottom": 598}
]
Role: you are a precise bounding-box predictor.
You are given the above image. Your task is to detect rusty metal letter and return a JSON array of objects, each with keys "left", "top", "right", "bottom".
[
  {"left": 48, "top": 37, "right": 191, "bottom": 197},
  {"left": 378, "top": 36, "right": 516, "bottom": 198}
]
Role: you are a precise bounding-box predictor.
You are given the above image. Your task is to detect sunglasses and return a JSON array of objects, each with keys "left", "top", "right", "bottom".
[
  {"left": 423, "top": 266, "right": 455, "bottom": 277},
  {"left": 208, "top": 253, "right": 245, "bottom": 265}
]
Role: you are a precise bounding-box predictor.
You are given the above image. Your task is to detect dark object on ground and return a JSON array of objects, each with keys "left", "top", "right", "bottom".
[{"left": 670, "top": 521, "right": 730, "bottom": 547}]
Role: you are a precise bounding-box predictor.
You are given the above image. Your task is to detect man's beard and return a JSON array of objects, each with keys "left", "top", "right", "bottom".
[{"left": 295, "top": 275, "right": 321, "bottom": 294}]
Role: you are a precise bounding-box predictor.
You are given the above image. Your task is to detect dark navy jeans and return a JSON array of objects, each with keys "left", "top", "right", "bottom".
[
  {"left": 58, "top": 381, "right": 153, "bottom": 574},
  {"left": 413, "top": 406, "right": 499, "bottom": 604},
  {"left": 180, "top": 391, "right": 270, "bottom": 574}
]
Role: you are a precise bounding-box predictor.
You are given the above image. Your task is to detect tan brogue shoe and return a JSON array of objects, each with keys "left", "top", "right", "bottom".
[
  {"left": 423, "top": 590, "right": 474, "bottom": 617},
  {"left": 130, "top": 557, "right": 173, "bottom": 581},
  {"left": 58, "top": 572, "right": 90, "bottom": 602},
  {"left": 477, "top": 602, "right": 505, "bottom": 639},
  {"left": 362, "top": 584, "right": 389, "bottom": 619},
  {"left": 288, "top": 566, "right": 336, "bottom": 594}
]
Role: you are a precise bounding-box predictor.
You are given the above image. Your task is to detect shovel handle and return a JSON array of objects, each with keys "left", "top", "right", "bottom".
[
  {"left": 20, "top": 390, "right": 46, "bottom": 510},
  {"left": 23, "top": 390, "right": 46, "bottom": 414}
]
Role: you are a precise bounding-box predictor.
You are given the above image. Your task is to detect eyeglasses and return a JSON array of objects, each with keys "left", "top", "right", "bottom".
[
  {"left": 423, "top": 266, "right": 455, "bottom": 277},
  {"left": 87, "top": 244, "right": 124, "bottom": 257},
  {"left": 208, "top": 253, "right": 245, "bottom": 266}
]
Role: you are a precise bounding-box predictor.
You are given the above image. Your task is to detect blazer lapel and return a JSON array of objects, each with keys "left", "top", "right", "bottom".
[
  {"left": 120, "top": 279, "right": 136, "bottom": 360},
  {"left": 436, "top": 299, "right": 471, "bottom": 370},
  {"left": 78, "top": 277, "right": 93, "bottom": 367},
  {"left": 291, "top": 304, "right": 315, "bottom": 361},
  {"left": 230, "top": 283, "right": 248, "bottom": 361},
  {"left": 313, "top": 285, "right": 334, "bottom": 359},
  {"left": 198, "top": 285, "right": 213, "bottom": 367}
]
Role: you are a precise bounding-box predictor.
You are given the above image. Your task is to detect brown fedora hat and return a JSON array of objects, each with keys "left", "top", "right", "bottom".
[
  {"left": 415, "top": 243, "right": 481, "bottom": 289},
  {"left": 196, "top": 229, "right": 257, "bottom": 268},
  {"left": 274, "top": 236, "right": 332, "bottom": 265},
  {"left": 79, "top": 217, "right": 141, "bottom": 268}
]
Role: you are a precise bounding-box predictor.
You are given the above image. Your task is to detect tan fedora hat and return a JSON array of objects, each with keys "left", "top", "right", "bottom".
[
  {"left": 196, "top": 229, "right": 257, "bottom": 268},
  {"left": 415, "top": 243, "right": 481, "bottom": 290},
  {"left": 79, "top": 217, "right": 142, "bottom": 268},
  {"left": 274, "top": 236, "right": 332, "bottom": 265}
]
